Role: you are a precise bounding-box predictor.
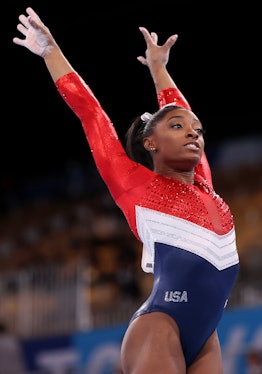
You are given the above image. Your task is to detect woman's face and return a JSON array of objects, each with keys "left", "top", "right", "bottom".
[{"left": 144, "top": 108, "right": 205, "bottom": 173}]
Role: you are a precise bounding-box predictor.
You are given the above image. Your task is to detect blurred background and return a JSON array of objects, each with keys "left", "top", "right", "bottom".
[{"left": 1, "top": 1, "right": 262, "bottom": 373}]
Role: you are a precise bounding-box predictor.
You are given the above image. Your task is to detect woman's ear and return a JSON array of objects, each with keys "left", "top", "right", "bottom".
[
  {"left": 144, "top": 138, "right": 151, "bottom": 151},
  {"left": 144, "top": 138, "right": 157, "bottom": 152}
]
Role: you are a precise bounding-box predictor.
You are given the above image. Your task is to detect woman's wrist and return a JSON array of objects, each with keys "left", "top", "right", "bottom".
[{"left": 149, "top": 66, "right": 177, "bottom": 93}]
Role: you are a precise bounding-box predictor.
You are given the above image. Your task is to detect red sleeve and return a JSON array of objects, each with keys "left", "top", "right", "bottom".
[
  {"left": 158, "top": 87, "right": 212, "bottom": 186},
  {"left": 158, "top": 87, "right": 191, "bottom": 110},
  {"left": 55, "top": 72, "right": 153, "bottom": 201}
]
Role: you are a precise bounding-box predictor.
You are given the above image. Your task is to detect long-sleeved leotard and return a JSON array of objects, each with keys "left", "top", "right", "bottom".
[{"left": 56, "top": 72, "right": 239, "bottom": 366}]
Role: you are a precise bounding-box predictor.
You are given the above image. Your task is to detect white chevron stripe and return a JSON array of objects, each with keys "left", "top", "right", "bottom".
[{"left": 136, "top": 206, "right": 239, "bottom": 272}]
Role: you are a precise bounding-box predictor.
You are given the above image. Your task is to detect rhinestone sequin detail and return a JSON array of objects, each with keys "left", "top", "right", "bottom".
[{"left": 139, "top": 175, "right": 233, "bottom": 233}]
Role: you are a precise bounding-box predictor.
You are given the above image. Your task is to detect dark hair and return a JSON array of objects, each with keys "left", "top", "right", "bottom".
[{"left": 125, "top": 105, "right": 183, "bottom": 170}]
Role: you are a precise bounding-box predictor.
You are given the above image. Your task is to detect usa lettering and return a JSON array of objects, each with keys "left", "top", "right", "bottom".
[{"left": 164, "top": 291, "right": 188, "bottom": 302}]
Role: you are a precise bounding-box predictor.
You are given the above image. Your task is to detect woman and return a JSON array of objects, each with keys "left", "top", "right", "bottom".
[{"left": 13, "top": 7, "right": 239, "bottom": 373}]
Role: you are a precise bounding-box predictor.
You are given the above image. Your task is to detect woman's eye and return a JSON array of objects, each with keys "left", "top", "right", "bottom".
[
  {"left": 171, "top": 123, "right": 182, "bottom": 128},
  {"left": 196, "top": 128, "right": 205, "bottom": 135}
]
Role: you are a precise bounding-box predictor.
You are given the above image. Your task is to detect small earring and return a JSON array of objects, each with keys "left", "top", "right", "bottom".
[{"left": 150, "top": 147, "right": 157, "bottom": 153}]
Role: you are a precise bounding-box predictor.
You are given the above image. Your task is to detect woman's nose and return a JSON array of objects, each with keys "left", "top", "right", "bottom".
[{"left": 187, "top": 130, "right": 199, "bottom": 138}]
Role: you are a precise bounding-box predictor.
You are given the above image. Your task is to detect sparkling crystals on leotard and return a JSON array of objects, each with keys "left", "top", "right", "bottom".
[{"left": 140, "top": 175, "right": 233, "bottom": 234}]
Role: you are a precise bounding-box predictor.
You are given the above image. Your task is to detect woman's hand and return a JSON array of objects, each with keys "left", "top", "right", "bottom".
[
  {"left": 13, "top": 7, "right": 58, "bottom": 58},
  {"left": 137, "top": 27, "right": 178, "bottom": 68}
]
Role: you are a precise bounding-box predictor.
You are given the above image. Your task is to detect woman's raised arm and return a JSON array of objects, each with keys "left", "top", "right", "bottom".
[{"left": 13, "top": 7, "right": 73, "bottom": 82}]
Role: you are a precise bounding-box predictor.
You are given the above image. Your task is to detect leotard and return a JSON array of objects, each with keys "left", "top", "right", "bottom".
[{"left": 56, "top": 72, "right": 239, "bottom": 366}]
